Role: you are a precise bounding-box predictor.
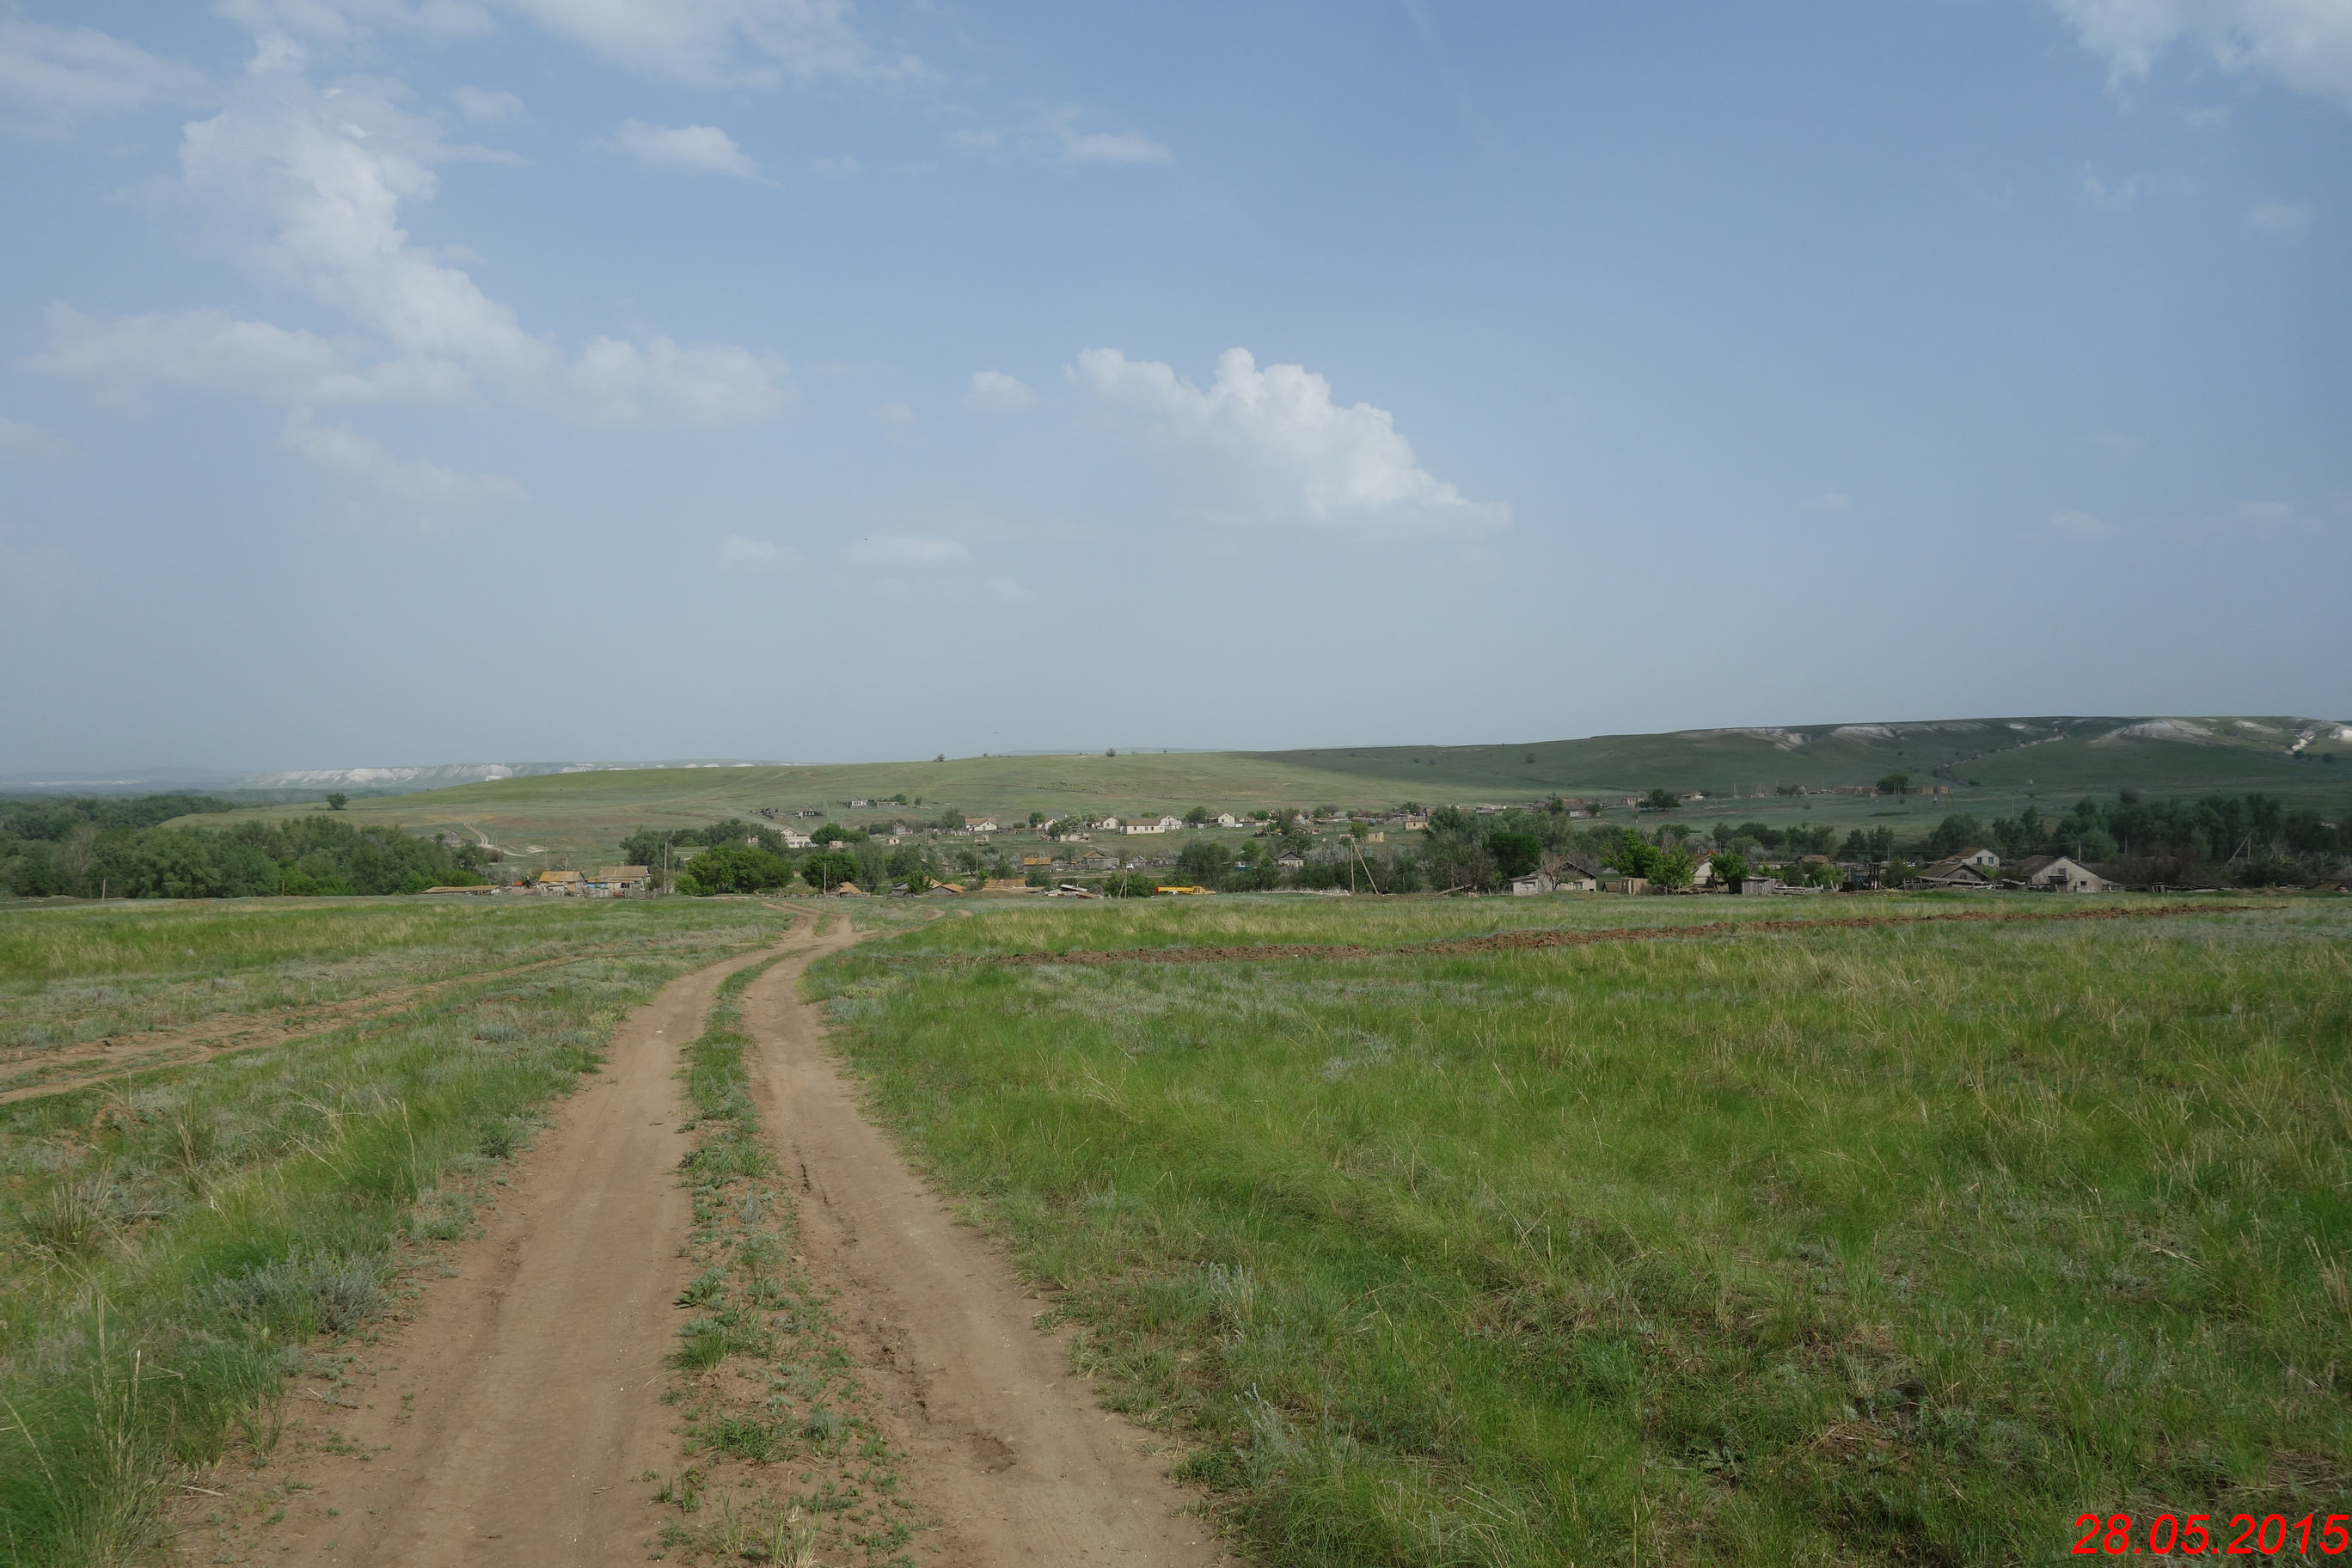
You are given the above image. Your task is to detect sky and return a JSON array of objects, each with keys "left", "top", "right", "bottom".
[{"left": 2, "top": 0, "right": 2348, "bottom": 771}]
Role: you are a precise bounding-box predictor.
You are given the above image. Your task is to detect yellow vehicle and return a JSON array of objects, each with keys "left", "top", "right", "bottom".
[{"left": 1154, "top": 885, "right": 1215, "bottom": 896}]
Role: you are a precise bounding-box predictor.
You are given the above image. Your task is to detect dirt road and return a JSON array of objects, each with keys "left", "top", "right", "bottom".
[
  {"left": 191, "top": 917, "right": 1227, "bottom": 1566},
  {"left": 188, "top": 938, "right": 793, "bottom": 1565},
  {"left": 744, "top": 938, "right": 1227, "bottom": 1565}
]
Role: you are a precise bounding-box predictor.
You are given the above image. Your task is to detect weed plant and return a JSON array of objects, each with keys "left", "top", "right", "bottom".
[
  {"left": 657, "top": 958, "right": 925, "bottom": 1566},
  {"left": 0, "top": 897, "right": 797, "bottom": 1566},
  {"left": 807, "top": 893, "right": 2351, "bottom": 1566}
]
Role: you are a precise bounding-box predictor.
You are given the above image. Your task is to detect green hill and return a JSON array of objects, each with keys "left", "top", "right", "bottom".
[{"left": 175, "top": 715, "right": 2349, "bottom": 869}]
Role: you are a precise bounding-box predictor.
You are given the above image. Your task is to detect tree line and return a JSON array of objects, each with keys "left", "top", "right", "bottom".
[{"left": 0, "top": 796, "right": 494, "bottom": 898}]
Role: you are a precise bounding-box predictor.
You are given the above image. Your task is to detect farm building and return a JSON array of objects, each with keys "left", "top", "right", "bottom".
[
  {"left": 1550, "top": 859, "right": 1602, "bottom": 892},
  {"left": 1910, "top": 859, "right": 1994, "bottom": 889},
  {"left": 583, "top": 866, "right": 650, "bottom": 896},
  {"left": 2012, "top": 854, "right": 2116, "bottom": 891},
  {"left": 534, "top": 869, "right": 584, "bottom": 895},
  {"left": 1599, "top": 875, "right": 1650, "bottom": 894},
  {"left": 1948, "top": 846, "right": 2000, "bottom": 870},
  {"left": 1509, "top": 871, "right": 1555, "bottom": 896}
]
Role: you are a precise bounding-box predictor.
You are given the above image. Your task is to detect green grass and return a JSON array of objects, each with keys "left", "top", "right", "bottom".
[
  {"left": 0, "top": 896, "right": 787, "bottom": 1057},
  {"left": 0, "top": 896, "right": 798, "bottom": 1566},
  {"left": 169, "top": 715, "right": 2349, "bottom": 873},
  {"left": 806, "top": 892, "right": 2352, "bottom": 1566}
]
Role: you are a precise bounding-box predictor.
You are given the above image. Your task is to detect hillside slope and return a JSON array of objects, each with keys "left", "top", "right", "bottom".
[
  {"left": 169, "top": 715, "right": 2349, "bottom": 869},
  {"left": 1255, "top": 714, "right": 2346, "bottom": 797}
]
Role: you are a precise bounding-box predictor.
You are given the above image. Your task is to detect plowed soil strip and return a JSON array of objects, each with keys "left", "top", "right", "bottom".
[{"left": 877, "top": 901, "right": 2251, "bottom": 971}]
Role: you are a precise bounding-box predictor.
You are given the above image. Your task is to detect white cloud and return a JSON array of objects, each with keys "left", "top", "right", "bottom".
[
  {"left": 951, "top": 103, "right": 1172, "bottom": 167},
  {"left": 0, "top": 20, "right": 211, "bottom": 130},
  {"left": 609, "top": 119, "right": 760, "bottom": 179},
  {"left": 499, "top": 0, "right": 922, "bottom": 89},
  {"left": 849, "top": 534, "right": 965, "bottom": 566},
  {"left": 571, "top": 336, "right": 793, "bottom": 425},
  {"left": 452, "top": 85, "right": 524, "bottom": 123},
  {"left": 34, "top": 70, "right": 790, "bottom": 427},
  {"left": 719, "top": 532, "right": 785, "bottom": 566},
  {"left": 2049, "top": 0, "right": 2352, "bottom": 109},
  {"left": 872, "top": 401, "right": 916, "bottom": 426},
  {"left": 25, "top": 304, "right": 396, "bottom": 406},
  {"left": 2078, "top": 167, "right": 2150, "bottom": 212},
  {"left": 215, "top": 0, "right": 496, "bottom": 45},
  {"left": 0, "top": 416, "right": 73, "bottom": 464},
  {"left": 281, "top": 409, "right": 523, "bottom": 516},
  {"left": 2049, "top": 508, "right": 2114, "bottom": 538},
  {"left": 1036, "top": 105, "right": 1172, "bottom": 164},
  {"left": 2251, "top": 199, "right": 2313, "bottom": 236},
  {"left": 962, "top": 370, "right": 1032, "bottom": 412},
  {"left": 1072, "top": 346, "right": 1508, "bottom": 530}
]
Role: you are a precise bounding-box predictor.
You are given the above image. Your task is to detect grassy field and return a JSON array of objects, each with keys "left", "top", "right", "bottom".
[
  {"left": 806, "top": 891, "right": 2352, "bottom": 1566},
  {"left": 0, "top": 896, "right": 804, "bottom": 1567}
]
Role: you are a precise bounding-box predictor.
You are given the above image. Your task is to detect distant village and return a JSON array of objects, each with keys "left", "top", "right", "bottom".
[{"left": 416, "top": 778, "right": 2296, "bottom": 900}]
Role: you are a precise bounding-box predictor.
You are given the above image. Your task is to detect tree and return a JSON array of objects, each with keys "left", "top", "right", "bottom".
[
  {"left": 1028, "top": 812, "right": 1045, "bottom": 827},
  {"left": 1606, "top": 828, "right": 1662, "bottom": 879},
  {"left": 800, "top": 849, "right": 861, "bottom": 891},
  {"left": 1652, "top": 846, "right": 1697, "bottom": 891},
  {"left": 934, "top": 753, "right": 946, "bottom": 763},
  {"left": 1427, "top": 805, "right": 1469, "bottom": 835},
  {"left": 934, "top": 806, "right": 966, "bottom": 830},
  {"left": 678, "top": 845, "right": 795, "bottom": 895},
  {"left": 1486, "top": 829, "right": 1541, "bottom": 879},
  {"left": 1182, "top": 805, "right": 1212, "bottom": 827},
  {"left": 886, "top": 843, "right": 934, "bottom": 892},
  {"left": 1878, "top": 773, "right": 1910, "bottom": 794},
  {"left": 1350, "top": 820, "right": 1370, "bottom": 842},
  {"left": 1642, "top": 788, "right": 1679, "bottom": 811},
  {"left": 1712, "top": 848, "right": 1751, "bottom": 889},
  {"left": 1175, "top": 838, "right": 1225, "bottom": 885},
  {"left": 326, "top": 793, "right": 349, "bottom": 812},
  {"left": 811, "top": 822, "right": 867, "bottom": 846}
]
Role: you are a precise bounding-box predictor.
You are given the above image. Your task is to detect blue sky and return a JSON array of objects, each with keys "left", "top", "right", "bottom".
[{"left": 3, "top": 0, "right": 2347, "bottom": 770}]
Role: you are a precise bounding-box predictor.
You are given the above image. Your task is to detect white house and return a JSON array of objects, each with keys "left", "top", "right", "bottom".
[
  {"left": 1950, "top": 846, "right": 2001, "bottom": 871},
  {"left": 1509, "top": 871, "right": 1556, "bottom": 896},
  {"left": 1216, "top": 813, "right": 1240, "bottom": 828},
  {"left": 1121, "top": 818, "right": 1173, "bottom": 835},
  {"left": 1098, "top": 817, "right": 1122, "bottom": 830},
  {"left": 970, "top": 819, "right": 1000, "bottom": 833},
  {"left": 2013, "top": 854, "right": 2116, "bottom": 892},
  {"left": 781, "top": 831, "right": 814, "bottom": 848}
]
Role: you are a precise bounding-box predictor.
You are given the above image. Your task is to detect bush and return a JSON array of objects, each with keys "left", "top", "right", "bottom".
[{"left": 199, "top": 1247, "right": 388, "bottom": 1337}]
